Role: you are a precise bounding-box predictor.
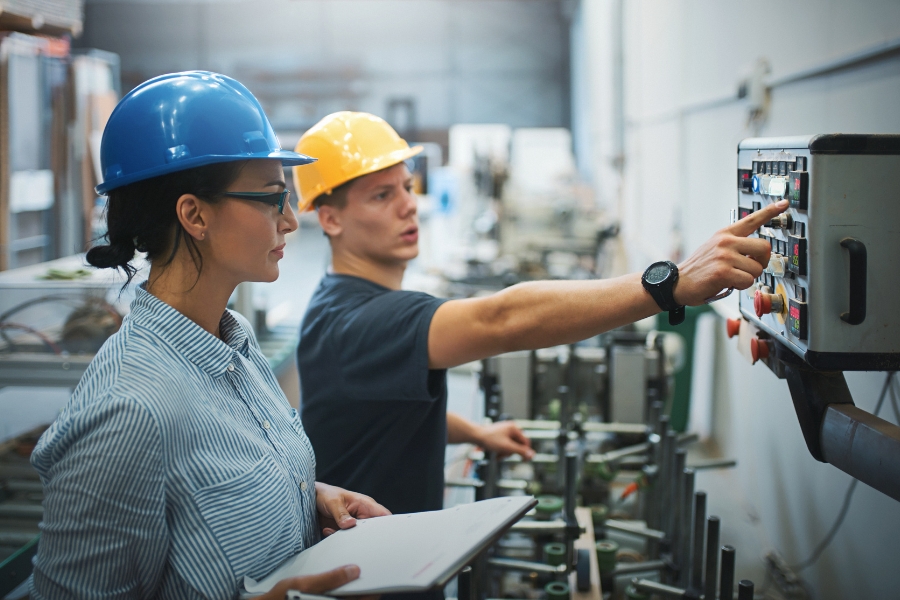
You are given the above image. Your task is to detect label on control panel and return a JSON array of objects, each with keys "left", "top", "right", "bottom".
[
  {"left": 788, "top": 171, "right": 808, "bottom": 210},
  {"left": 788, "top": 298, "right": 808, "bottom": 340},
  {"left": 788, "top": 235, "right": 807, "bottom": 276}
]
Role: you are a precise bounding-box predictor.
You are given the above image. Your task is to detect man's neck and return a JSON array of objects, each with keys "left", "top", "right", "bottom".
[{"left": 331, "top": 251, "right": 406, "bottom": 290}]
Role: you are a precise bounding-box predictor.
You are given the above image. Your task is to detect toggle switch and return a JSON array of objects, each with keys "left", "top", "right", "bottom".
[
  {"left": 767, "top": 213, "right": 793, "bottom": 229},
  {"left": 726, "top": 318, "right": 741, "bottom": 339},
  {"left": 764, "top": 254, "right": 788, "bottom": 278},
  {"left": 754, "top": 289, "right": 784, "bottom": 317}
]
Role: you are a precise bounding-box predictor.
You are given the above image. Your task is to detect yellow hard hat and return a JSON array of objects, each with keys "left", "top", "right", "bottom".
[{"left": 293, "top": 111, "right": 423, "bottom": 212}]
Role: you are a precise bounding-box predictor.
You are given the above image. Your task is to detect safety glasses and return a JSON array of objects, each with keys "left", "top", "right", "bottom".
[{"left": 223, "top": 190, "right": 291, "bottom": 214}]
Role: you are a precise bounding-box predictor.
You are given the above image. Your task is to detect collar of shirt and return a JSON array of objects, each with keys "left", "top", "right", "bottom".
[{"left": 129, "top": 283, "right": 251, "bottom": 378}]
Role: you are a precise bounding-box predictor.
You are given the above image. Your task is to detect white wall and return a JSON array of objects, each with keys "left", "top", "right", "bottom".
[
  {"left": 573, "top": 1, "right": 900, "bottom": 598},
  {"left": 78, "top": 0, "right": 570, "bottom": 133}
]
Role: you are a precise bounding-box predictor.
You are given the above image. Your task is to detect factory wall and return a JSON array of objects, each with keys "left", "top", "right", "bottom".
[
  {"left": 78, "top": 0, "right": 570, "bottom": 137},
  {"left": 572, "top": 1, "right": 900, "bottom": 598}
]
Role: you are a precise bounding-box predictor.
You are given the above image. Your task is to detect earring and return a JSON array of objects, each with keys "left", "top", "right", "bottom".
[{"left": 200, "top": 232, "right": 205, "bottom": 239}]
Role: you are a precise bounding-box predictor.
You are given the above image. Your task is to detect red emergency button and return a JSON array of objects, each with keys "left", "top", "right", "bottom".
[
  {"left": 750, "top": 337, "right": 770, "bottom": 363},
  {"left": 726, "top": 318, "right": 741, "bottom": 338},
  {"left": 754, "top": 290, "right": 784, "bottom": 317}
]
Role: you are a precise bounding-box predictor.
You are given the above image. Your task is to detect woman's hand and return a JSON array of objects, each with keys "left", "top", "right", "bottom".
[
  {"left": 316, "top": 482, "right": 391, "bottom": 536},
  {"left": 255, "top": 564, "right": 362, "bottom": 599}
]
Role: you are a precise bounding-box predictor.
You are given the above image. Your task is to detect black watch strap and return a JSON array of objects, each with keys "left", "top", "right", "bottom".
[{"left": 642, "top": 261, "right": 685, "bottom": 325}]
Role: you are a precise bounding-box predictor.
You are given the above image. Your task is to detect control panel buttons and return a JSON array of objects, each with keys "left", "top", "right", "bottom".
[
  {"left": 751, "top": 174, "right": 761, "bottom": 194},
  {"left": 764, "top": 254, "right": 788, "bottom": 278},
  {"left": 738, "top": 169, "right": 753, "bottom": 192},
  {"left": 788, "top": 170, "right": 808, "bottom": 210},
  {"left": 726, "top": 318, "right": 741, "bottom": 338},
  {"left": 788, "top": 298, "right": 808, "bottom": 340},
  {"left": 787, "top": 234, "right": 807, "bottom": 276},
  {"left": 767, "top": 213, "right": 793, "bottom": 230},
  {"left": 750, "top": 337, "right": 771, "bottom": 363},
  {"left": 754, "top": 288, "right": 784, "bottom": 317}
]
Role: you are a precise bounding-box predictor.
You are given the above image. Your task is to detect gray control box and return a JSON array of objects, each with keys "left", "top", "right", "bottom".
[{"left": 737, "top": 134, "right": 900, "bottom": 370}]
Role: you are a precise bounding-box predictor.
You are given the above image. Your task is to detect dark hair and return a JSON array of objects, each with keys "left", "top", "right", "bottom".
[
  {"left": 86, "top": 161, "right": 245, "bottom": 286},
  {"left": 312, "top": 178, "right": 353, "bottom": 210}
]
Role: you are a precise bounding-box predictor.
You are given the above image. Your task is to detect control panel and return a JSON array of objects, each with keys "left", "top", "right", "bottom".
[{"left": 737, "top": 134, "right": 900, "bottom": 370}]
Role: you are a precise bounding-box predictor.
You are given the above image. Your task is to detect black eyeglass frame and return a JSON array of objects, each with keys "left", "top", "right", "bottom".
[{"left": 222, "top": 190, "right": 291, "bottom": 214}]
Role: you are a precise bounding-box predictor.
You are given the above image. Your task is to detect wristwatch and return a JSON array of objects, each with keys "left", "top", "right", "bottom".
[{"left": 642, "top": 261, "right": 685, "bottom": 325}]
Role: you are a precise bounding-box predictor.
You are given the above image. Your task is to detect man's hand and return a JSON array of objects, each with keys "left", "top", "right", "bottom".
[
  {"left": 673, "top": 199, "right": 788, "bottom": 306},
  {"left": 255, "top": 565, "right": 361, "bottom": 599},
  {"left": 315, "top": 482, "right": 391, "bottom": 537},
  {"left": 476, "top": 421, "right": 535, "bottom": 460}
]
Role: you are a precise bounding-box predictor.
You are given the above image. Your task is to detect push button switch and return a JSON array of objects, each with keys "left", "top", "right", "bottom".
[
  {"left": 764, "top": 254, "right": 788, "bottom": 278},
  {"left": 754, "top": 288, "right": 784, "bottom": 317}
]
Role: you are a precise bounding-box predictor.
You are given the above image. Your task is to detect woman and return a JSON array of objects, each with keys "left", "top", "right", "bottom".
[{"left": 29, "top": 71, "right": 389, "bottom": 599}]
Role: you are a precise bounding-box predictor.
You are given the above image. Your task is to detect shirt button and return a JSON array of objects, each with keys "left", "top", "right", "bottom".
[
  {"left": 262, "top": 420, "right": 270, "bottom": 430},
  {"left": 300, "top": 481, "right": 308, "bottom": 491},
  {"left": 226, "top": 364, "right": 235, "bottom": 372}
]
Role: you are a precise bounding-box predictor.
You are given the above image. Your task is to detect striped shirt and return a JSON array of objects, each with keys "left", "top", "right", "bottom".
[{"left": 29, "top": 284, "right": 319, "bottom": 599}]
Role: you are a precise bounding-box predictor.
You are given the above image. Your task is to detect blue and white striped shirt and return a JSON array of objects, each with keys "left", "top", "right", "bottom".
[{"left": 30, "top": 285, "right": 319, "bottom": 599}]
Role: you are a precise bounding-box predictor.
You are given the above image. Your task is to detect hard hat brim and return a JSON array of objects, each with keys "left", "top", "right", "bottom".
[{"left": 95, "top": 150, "right": 317, "bottom": 195}]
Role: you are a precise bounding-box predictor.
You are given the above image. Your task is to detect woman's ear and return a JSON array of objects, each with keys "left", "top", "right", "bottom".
[{"left": 175, "top": 194, "right": 209, "bottom": 241}]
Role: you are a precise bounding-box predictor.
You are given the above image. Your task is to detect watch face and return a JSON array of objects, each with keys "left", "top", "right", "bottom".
[{"left": 645, "top": 263, "right": 671, "bottom": 285}]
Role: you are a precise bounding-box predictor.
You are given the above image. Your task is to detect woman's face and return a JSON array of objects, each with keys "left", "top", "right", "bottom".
[{"left": 204, "top": 159, "right": 298, "bottom": 284}]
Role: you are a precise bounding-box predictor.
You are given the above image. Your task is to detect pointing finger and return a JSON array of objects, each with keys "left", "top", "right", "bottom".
[{"left": 728, "top": 199, "right": 788, "bottom": 237}]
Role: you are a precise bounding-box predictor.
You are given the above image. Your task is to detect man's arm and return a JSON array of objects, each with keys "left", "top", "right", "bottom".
[
  {"left": 428, "top": 200, "right": 786, "bottom": 369},
  {"left": 447, "top": 412, "right": 535, "bottom": 459}
]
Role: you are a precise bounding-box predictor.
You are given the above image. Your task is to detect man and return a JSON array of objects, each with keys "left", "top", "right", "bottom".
[{"left": 294, "top": 111, "right": 785, "bottom": 518}]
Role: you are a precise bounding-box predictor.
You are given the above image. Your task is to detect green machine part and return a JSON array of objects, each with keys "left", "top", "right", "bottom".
[{"left": 655, "top": 304, "right": 712, "bottom": 432}]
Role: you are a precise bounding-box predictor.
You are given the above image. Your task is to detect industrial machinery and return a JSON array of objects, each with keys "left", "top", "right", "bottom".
[
  {"left": 730, "top": 134, "right": 900, "bottom": 502},
  {"left": 448, "top": 330, "right": 755, "bottom": 600}
]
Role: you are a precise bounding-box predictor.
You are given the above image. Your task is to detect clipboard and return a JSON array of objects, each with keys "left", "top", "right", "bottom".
[{"left": 244, "top": 496, "right": 538, "bottom": 597}]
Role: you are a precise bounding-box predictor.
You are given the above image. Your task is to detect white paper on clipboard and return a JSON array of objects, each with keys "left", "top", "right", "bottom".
[{"left": 243, "top": 496, "right": 536, "bottom": 597}]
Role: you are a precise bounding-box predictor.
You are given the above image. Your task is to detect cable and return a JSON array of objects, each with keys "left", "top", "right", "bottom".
[
  {"left": 891, "top": 376, "right": 900, "bottom": 426},
  {"left": 789, "top": 371, "right": 896, "bottom": 572}
]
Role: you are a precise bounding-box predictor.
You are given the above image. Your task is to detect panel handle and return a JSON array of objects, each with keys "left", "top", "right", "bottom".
[{"left": 840, "top": 237, "right": 866, "bottom": 325}]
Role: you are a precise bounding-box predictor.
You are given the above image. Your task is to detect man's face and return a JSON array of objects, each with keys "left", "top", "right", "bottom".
[{"left": 324, "top": 162, "right": 419, "bottom": 266}]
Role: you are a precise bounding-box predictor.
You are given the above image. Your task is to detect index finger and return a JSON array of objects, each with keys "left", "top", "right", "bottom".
[{"left": 728, "top": 199, "right": 789, "bottom": 237}]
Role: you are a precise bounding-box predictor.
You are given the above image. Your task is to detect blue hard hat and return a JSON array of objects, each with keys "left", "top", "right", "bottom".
[{"left": 95, "top": 71, "right": 315, "bottom": 194}]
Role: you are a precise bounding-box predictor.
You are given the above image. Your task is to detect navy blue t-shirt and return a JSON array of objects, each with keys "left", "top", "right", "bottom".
[{"left": 298, "top": 273, "right": 449, "bottom": 515}]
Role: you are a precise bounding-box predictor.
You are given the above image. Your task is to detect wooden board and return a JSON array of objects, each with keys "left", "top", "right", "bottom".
[{"left": 568, "top": 507, "right": 602, "bottom": 600}]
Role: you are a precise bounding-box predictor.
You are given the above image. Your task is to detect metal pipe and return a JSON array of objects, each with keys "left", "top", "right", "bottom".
[
  {"left": 631, "top": 578, "right": 689, "bottom": 599},
  {"left": 703, "top": 516, "right": 720, "bottom": 600},
  {"left": 671, "top": 449, "right": 687, "bottom": 566},
  {"left": 821, "top": 404, "right": 900, "bottom": 502},
  {"left": 610, "top": 560, "right": 667, "bottom": 576},
  {"left": 565, "top": 452, "right": 578, "bottom": 524},
  {"left": 458, "top": 566, "right": 472, "bottom": 600},
  {"left": 663, "top": 430, "right": 678, "bottom": 534},
  {"left": 737, "top": 579, "right": 754, "bottom": 600},
  {"left": 690, "top": 491, "right": 706, "bottom": 591},
  {"left": 605, "top": 519, "right": 665, "bottom": 541},
  {"left": 648, "top": 400, "right": 664, "bottom": 436},
  {"left": 486, "top": 557, "right": 568, "bottom": 575},
  {"left": 509, "top": 520, "right": 569, "bottom": 534},
  {"left": 446, "top": 478, "right": 484, "bottom": 488},
  {"left": 658, "top": 432, "right": 672, "bottom": 537},
  {"left": 687, "top": 458, "right": 737, "bottom": 471},
  {"left": 720, "top": 545, "right": 736, "bottom": 600},
  {"left": 484, "top": 451, "right": 498, "bottom": 499},
  {"left": 581, "top": 422, "right": 649, "bottom": 435},
  {"left": 586, "top": 441, "right": 650, "bottom": 465},
  {"left": 679, "top": 469, "right": 695, "bottom": 588}
]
